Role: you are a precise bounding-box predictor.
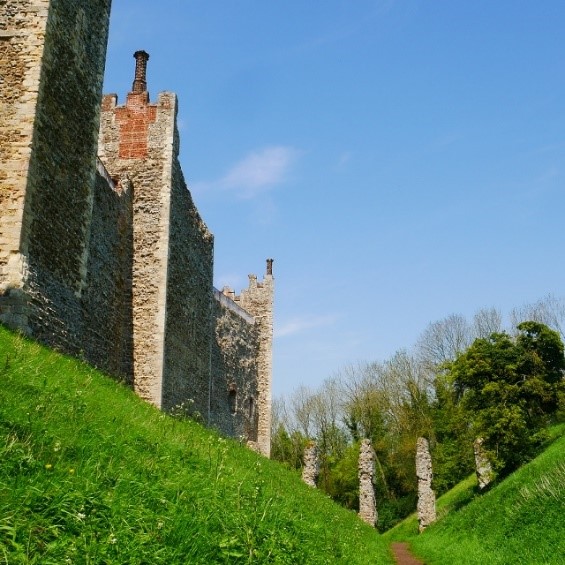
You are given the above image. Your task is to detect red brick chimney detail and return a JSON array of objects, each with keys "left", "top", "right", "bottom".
[
  {"left": 132, "top": 50, "right": 149, "bottom": 93},
  {"left": 114, "top": 51, "right": 157, "bottom": 159}
]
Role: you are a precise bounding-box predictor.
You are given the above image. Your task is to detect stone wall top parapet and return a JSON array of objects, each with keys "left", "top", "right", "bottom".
[
  {"left": 213, "top": 288, "right": 255, "bottom": 324},
  {"left": 96, "top": 157, "right": 116, "bottom": 190}
]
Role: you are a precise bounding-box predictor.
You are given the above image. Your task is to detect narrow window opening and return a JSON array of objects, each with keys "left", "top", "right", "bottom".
[{"left": 228, "top": 385, "right": 237, "bottom": 415}]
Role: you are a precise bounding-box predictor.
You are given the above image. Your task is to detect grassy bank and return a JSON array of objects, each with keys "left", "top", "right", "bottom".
[
  {"left": 385, "top": 425, "right": 565, "bottom": 564},
  {"left": 0, "top": 326, "right": 392, "bottom": 564}
]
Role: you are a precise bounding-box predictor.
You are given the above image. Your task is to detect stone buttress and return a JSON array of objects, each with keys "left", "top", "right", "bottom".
[
  {"left": 416, "top": 437, "right": 437, "bottom": 532},
  {"left": 301, "top": 441, "right": 320, "bottom": 487},
  {"left": 0, "top": 0, "right": 122, "bottom": 361}
]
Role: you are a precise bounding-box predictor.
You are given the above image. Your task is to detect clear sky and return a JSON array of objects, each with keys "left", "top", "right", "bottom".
[{"left": 103, "top": 1, "right": 565, "bottom": 398}]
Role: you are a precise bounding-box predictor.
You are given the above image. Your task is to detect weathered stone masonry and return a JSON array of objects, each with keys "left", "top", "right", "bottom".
[
  {"left": 358, "top": 439, "right": 377, "bottom": 527},
  {"left": 233, "top": 262, "right": 274, "bottom": 456},
  {"left": 416, "top": 437, "right": 436, "bottom": 532},
  {"left": 301, "top": 441, "right": 320, "bottom": 487},
  {"left": 0, "top": 1, "right": 274, "bottom": 455},
  {"left": 0, "top": 0, "right": 116, "bottom": 358}
]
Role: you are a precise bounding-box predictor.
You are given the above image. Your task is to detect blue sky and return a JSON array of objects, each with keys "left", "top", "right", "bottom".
[{"left": 103, "top": 1, "right": 565, "bottom": 398}]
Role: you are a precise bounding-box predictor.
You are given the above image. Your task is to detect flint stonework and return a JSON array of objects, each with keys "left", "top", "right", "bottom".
[
  {"left": 416, "top": 437, "right": 436, "bottom": 532},
  {"left": 302, "top": 441, "right": 320, "bottom": 487},
  {"left": 473, "top": 437, "right": 494, "bottom": 490},
  {"left": 0, "top": 0, "right": 274, "bottom": 456},
  {"left": 358, "top": 439, "right": 377, "bottom": 527}
]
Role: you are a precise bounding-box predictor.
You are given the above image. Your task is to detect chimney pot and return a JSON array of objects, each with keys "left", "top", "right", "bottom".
[{"left": 132, "top": 50, "right": 150, "bottom": 93}]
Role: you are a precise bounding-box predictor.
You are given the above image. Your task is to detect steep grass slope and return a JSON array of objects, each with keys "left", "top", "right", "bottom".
[
  {"left": 0, "top": 326, "right": 392, "bottom": 564},
  {"left": 385, "top": 426, "right": 565, "bottom": 564}
]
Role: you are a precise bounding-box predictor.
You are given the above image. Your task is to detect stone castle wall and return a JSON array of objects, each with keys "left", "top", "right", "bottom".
[
  {"left": 0, "top": 0, "right": 48, "bottom": 296},
  {"left": 211, "top": 290, "right": 260, "bottom": 441},
  {"left": 236, "top": 269, "right": 274, "bottom": 456},
  {"left": 98, "top": 87, "right": 183, "bottom": 407},
  {"left": 81, "top": 165, "right": 134, "bottom": 383},
  {"left": 0, "top": 1, "right": 274, "bottom": 455},
  {"left": 162, "top": 157, "right": 215, "bottom": 416},
  {"left": 97, "top": 52, "right": 274, "bottom": 451},
  {"left": 0, "top": 0, "right": 115, "bottom": 361}
]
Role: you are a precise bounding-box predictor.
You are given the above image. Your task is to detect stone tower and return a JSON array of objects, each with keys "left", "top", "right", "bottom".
[
  {"left": 235, "top": 260, "right": 274, "bottom": 456},
  {"left": 0, "top": 0, "right": 112, "bottom": 342},
  {"left": 98, "top": 52, "right": 214, "bottom": 411}
]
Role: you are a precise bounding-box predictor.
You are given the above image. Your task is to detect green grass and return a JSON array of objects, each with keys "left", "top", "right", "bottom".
[
  {"left": 384, "top": 425, "right": 565, "bottom": 564},
  {"left": 0, "top": 326, "right": 393, "bottom": 564}
]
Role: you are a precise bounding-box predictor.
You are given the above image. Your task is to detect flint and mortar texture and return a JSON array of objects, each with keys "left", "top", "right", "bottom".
[
  {"left": 358, "top": 439, "right": 377, "bottom": 526},
  {"left": 302, "top": 441, "right": 320, "bottom": 487},
  {"left": 236, "top": 269, "right": 274, "bottom": 456},
  {"left": 98, "top": 90, "right": 177, "bottom": 406},
  {"left": 473, "top": 437, "right": 494, "bottom": 490},
  {"left": 0, "top": 0, "right": 118, "bottom": 368},
  {"left": 416, "top": 437, "right": 436, "bottom": 532},
  {"left": 81, "top": 166, "right": 134, "bottom": 383},
  {"left": 1, "top": 0, "right": 274, "bottom": 455},
  {"left": 210, "top": 290, "right": 259, "bottom": 440},
  {"left": 0, "top": 0, "right": 49, "bottom": 297}
]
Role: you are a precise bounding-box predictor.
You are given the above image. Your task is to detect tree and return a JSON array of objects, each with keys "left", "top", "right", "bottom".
[
  {"left": 270, "top": 425, "right": 307, "bottom": 470},
  {"left": 270, "top": 397, "right": 307, "bottom": 469},
  {"left": 510, "top": 295, "right": 565, "bottom": 341},
  {"left": 448, "top": 321, "right": 565, "bottom": 475},
  {"left": 473, "top": 307, "right": 503, "bottom": 339},
  {"left": 416, "top": 314, "right": 473, "bottom": 374}
]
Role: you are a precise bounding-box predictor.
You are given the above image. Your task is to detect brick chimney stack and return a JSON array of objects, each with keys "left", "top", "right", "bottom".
[
  {"left": 132, "top": 50, "right": 149, "bottom": 93},
  {"left": 101, "top": 51, "right": 159, "bottom": 159},
  {"left": 266, "top": 258, "right": 273, "bottom": 276}
]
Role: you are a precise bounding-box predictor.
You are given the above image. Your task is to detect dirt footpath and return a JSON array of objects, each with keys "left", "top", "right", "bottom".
[{"left": 390, "top": 542, "right": 425, "bottom": 565}]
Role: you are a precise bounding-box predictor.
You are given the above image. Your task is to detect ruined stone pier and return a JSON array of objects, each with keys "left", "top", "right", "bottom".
[
  {"left": 416, "top": 437, "right": 436, "bottom": 532},
  {"left": 301, "top": 441, "right": 320, "bottom": 487},
  {"left": 358, "top": 439, "right": 377, "bottom": 527}
]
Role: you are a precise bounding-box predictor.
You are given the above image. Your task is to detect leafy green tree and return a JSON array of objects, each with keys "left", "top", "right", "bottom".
[
  {"left": 430, "top": 374, "right": 475, "bottom": 493},
  {"left": 324, "top": 441, "right": 361, "bottom": 510},
  {"left": 271, "top": 425, "right": 307, "bottom": 470},
  {"left": 448, "top": 321, "right": 565, "bottom": 475}
]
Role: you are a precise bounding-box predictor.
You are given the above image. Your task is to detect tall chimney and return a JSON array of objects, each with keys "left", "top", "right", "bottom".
[
  {"left": 132, "top": 50, "right": 150, "bottom": 93},
  {"left": 266, "top": 258, "right": 274, "bottom": 276}
]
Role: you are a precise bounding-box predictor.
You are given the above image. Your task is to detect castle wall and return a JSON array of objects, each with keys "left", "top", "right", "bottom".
[
  {"left": 161, "top": 158, "right": 214, "bottom": 414},
  {"left": 0, "top": 0, "right": 112, "bottom": 349},
  {"left": 81, "top": 165, "right": 134, "bottom": 383},
  {"left": 211, "top": 291, "right": 259, "bottom": 440},
  {"left": 1, "top": 2, "right": 274, "bottom": 455},
  {"left": 98, "top": 59, "right": 274, "bottom": 453},
  {"left": 0, "top": 0, "right": 50, "bottom": 295},
  {"left": 98, "top": 80, "right": 218, "bottom": 411},
  {"left": 98, "top": 89, "right": 175, "bottom": 407},
  {"left": 236, "top": 268, "right": 274, "bottom": 456}
]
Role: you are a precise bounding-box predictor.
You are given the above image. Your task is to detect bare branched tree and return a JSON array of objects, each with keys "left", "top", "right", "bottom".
[
  {"left": 289, "top": 385, "right": 316, "bottom": 438},
  {"left": 473, "top": 307, "right": 503, "bottom": 338},
  {"left": 416, "top": 313, "right": 473, "bottom": 373},
  {"left": 510, "top": 294, "right": 565, "bottom": 340},
  {"left": 271, "top": 396, "right": 291, "bottom": 437}
]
